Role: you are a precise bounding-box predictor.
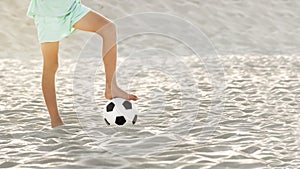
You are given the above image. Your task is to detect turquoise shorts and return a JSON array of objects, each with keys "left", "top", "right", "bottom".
[{"left": 34, "top": 3, "right": 90, "bottom": 43}]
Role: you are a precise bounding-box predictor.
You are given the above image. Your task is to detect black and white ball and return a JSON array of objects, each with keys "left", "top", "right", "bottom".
[{"left": 103, "top": 98, "right": 138, "bottom": 126}]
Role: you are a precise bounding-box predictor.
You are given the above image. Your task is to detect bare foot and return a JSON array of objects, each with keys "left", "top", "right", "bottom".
[
  {"left": 105, "top": 85, "right": 138, "bottom": 101},
  {"left": 51, "top": 118, "right": 64, "bottom": 128}
]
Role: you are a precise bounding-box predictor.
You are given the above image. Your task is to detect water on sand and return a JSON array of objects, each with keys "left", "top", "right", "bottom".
[{"left": 0, "top": 55, "right": 299, "bottom": 168}]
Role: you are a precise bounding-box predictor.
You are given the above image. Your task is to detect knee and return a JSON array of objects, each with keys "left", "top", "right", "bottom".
[{"left": 96, "top": 21, "right": 116, "bottom": 39}]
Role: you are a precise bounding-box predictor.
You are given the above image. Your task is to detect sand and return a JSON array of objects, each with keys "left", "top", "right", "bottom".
[{"left": 0, "top": 0, "right": 299, "bottom": 168}]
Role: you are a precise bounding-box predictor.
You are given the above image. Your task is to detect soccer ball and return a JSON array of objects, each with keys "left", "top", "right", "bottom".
[{"left": 103, "top": 98, "right": 138, "bottom": 126}]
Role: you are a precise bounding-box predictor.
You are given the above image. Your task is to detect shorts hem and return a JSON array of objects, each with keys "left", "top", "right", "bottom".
[
  {"left": 71, "top": 7, "right": 91, "bottom": 28},
  {"left": 35, "top": 4, "right": 91, "bottom": 43}
]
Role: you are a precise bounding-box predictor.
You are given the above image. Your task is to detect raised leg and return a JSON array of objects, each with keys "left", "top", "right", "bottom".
[
  {"left": 41, "top": 42, "right": 64, "bottom": 128},
  {"left": 73, "top": 11, "right": 138, "bottom": 101}
]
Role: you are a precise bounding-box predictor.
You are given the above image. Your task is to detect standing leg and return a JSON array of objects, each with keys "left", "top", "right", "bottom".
[
  {"left": 73, "top": 11, "right": 138, "bottom": 101},
  {"left": 41, "top": 42, "right": 64, "bottom": 128}
]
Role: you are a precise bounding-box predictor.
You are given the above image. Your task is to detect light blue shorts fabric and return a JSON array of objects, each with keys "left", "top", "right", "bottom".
[{"left": 34, "top": 2, "right": 90, "bottom": 43}]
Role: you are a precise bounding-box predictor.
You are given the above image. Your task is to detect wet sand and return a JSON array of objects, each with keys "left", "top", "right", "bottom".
[
  {"left": 1, "top": 0, "right": 300, "bottom": 168},
  {"left": 0, "top": 55, "right": 299, "bottom": 168}
]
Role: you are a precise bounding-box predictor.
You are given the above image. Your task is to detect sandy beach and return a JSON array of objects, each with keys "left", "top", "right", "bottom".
[{"left": 0, "top": 0, "right": 299, "bottom": 168}]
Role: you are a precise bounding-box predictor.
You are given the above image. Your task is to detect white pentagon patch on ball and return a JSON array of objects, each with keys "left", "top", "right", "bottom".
[{"left": 103, "top": 98, "right": 138, "bottom": 126}]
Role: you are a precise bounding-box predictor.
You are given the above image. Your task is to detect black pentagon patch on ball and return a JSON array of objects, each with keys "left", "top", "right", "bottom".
[
  {"left": 132, "top": 115, "right": 137, "bottom": 125},
  {"left": 106, "top": 102, "right": 115, "bottom": 112},
  {"left": 104, "top": 118, "right": 110, "bottom": 125},
  {"left": 115, "top": 116, "right": 126, "bottom": 125},
  {"left": 122, "top": 100, "right": 132, "bottom": 109}
]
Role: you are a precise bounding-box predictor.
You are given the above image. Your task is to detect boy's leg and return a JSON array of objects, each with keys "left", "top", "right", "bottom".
[
  {"left": 41, "top": 42, "right": 64, "bottom": 128},
  {"left": 73, "top": 11, "right": 138, "bottom": 101}
]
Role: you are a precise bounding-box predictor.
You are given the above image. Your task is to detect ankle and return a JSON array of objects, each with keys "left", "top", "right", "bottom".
[
  {"left": 106, "top": 82, "right": 118, "bottom": 89},
  {"left": 50, "top": 114, "right": 62, "bottom": 121},
  {"left": 51, "top": 121, "right": 64, "bottom": 128}
]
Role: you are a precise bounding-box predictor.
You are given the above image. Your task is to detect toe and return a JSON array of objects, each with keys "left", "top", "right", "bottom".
[{"left": 129, "top": 94, "right": 138, "bottom": 101}]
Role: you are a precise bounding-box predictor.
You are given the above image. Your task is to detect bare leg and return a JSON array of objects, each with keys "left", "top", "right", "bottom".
[
  {"left": 41, "top": 42, "right": 64, "bottom": 128},
  {"left": 73, "top": 11, "right": 138, "bottom": 100}
]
